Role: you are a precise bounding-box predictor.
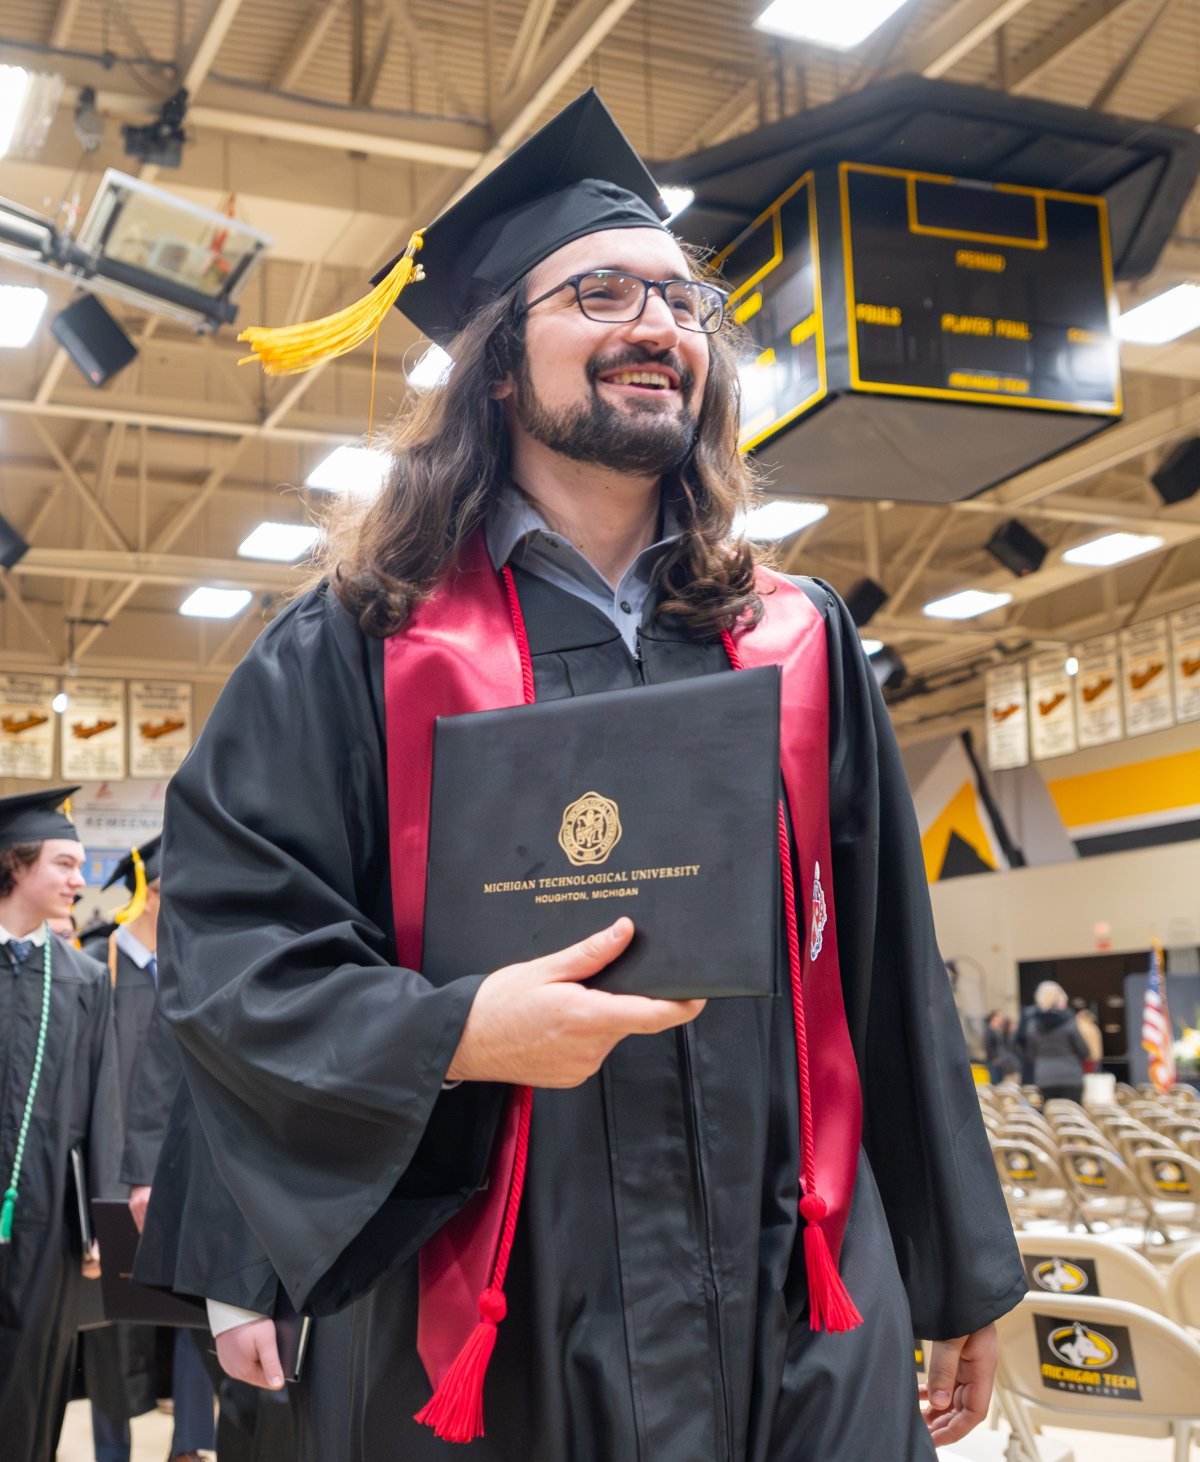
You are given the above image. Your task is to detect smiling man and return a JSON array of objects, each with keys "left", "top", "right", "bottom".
[
  {"left": 0, "top": 787, "right": 121, "bottom": 1462},
  {"left": 140, "top": 93, "right": 1024, "bottom": 1461}
]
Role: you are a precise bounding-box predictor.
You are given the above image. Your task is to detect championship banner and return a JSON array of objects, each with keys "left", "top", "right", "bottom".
[
  {"left": 1028, "top": 652, "right": 1077, "bottom": 760},
  {"left": 61, "top": 678, "right": 126, "bottom": 781},
  {"left": 985, "top": 664, "right": 1028, "bottom": 770},
  {"left": 1120, "top": 619, "right": 1173, "bottom": 736},
  {"left": 129, "top": 680, "right": 192, "bottom": 777},
  {"left": 1171, "top": 605, "right": 1200, "bottom": 725},
  {"left": 1072, "top": 634, "right": 1122, "bottom": 748},
  {"left": 1034, "top": 1314, "right": 1141, "bottom": 1401},
  {"left": 0, "top": 673, "right": 57, "bottom": 780}
]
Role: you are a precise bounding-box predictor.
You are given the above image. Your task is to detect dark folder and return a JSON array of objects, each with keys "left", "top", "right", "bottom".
[
  {"left": 424, "top": 667, "right": 781, "bottom": 999},
  {"left": 69, "top": 1145, "right": 94, "bottom": 1252},
  {"left": 92, "top": 1199, "right": 209, "bottom": 1328}
]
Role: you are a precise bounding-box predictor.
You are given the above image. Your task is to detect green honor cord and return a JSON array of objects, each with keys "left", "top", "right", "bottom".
[{"left": 0, "top": 929, "right": 52, "bottom": 1243}]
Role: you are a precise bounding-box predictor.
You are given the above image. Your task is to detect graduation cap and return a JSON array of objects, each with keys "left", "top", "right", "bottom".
[
  {"left": 103, "top": 833, "right": 162, "bottom": 925},
  {"left": 237, "top": 90, "right": 671, "bottom": 368},
  {"left": 0, "top": 786, "right": 81, "bottom": 851}
]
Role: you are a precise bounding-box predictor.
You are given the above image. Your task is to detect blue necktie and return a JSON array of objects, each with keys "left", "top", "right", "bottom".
[
  {"left": 7, "top": 939, "right": 32, "bottom": 966},
  {"left": 147, "top": 954, "right": 158, "bottom": 987}
]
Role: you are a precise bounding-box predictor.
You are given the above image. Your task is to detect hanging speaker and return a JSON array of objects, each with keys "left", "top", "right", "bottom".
[
  {"left": 1151, "top": 438, "right": 1200, "bottom": 504},
  {"left": 50, "top": 294, "right": 137, "bottom": 388},
  {"left": 985, "top": 519, "right": 1047, "bottom": 577},
  {"left": 845, "top": 577, "right": 889, "bottom": 627},
  {"left": 0, "top": 515, "right": 28, "bottom": 569}
]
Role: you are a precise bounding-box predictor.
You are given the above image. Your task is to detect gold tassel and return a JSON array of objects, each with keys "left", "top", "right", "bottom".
[
  {"left": 237, "top": 230, "right": 426, "bottom": 376},
  {"left": 112, "top": 848, "right": 148, "bottom": 926}
]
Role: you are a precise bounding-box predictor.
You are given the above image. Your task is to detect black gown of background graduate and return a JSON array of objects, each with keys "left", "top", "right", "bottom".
[
  {"left": 145, "top": 573, "right": 1024, "bottom": 1461},
  {"left": 0, "top": 933, "right": 121, "bottom": 1462}
]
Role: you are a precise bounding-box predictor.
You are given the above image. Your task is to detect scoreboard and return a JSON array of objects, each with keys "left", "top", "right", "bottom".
[{"left": 715, "top": 162, "right": 1121, "bottom": 460}]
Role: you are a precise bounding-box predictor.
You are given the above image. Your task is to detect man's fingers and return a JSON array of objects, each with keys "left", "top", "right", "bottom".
[
  {"left": 529, "top": 919, "right": 635, "bottom": 983},
  {"left": 925, "top": 1336, "right": 965, "bottom": 1411},
  {"left": 252, "top": 1325, "right": 286, "bottom": 1389},
  {"left": 593, "top": 993, "right": 707, "bottom": 1035}
]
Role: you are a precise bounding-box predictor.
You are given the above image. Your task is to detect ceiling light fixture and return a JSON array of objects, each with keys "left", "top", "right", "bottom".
[
  {"left": 237, "top": 522, "right": 321, "bottom": 562},
  {"left": 1116, "top": 284, "right": 1200, "bottom": 346},
  {"left": 406, "top": 344, "right": 454, "bottom": 390},
  {"left": 1064, "top": 656, "right": 1080, "bottom": 677},
  {"left": 1062, "top": 531, "right": 1164, "bottom": 567},
  {"left": 305, "top": 445, "right": 389, "bottom": 494},
  {"left": 860, "top": 638, "right": 884, "bottom": 656},
  {"left": 180, "top": 587, "right": 253, "bottom": 619},
  {"left": 923, "top": 588, "right": 1012, "bottom": 620},
  {"left": 754, "top": 0, "right": 909, "bottom": 49},
  {"left": 0, "top": 65, "right": 62, "bottom": 160},
  {"left": 51, "top": 691, "right": 68, "bottom": 714},
  {"left": 0, "top": 284, "right": 48, "bottom": 347},
  {"left": 734, "top": 500, "right": 828, "bottom": 541},
  {"left": 660, "top": 186, "right": 695, "bottom": 221}
]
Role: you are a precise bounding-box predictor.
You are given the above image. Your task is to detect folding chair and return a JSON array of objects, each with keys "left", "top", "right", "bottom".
[
  {"left": 994, "top": 1292, "right": 1200, "bottom": 1462},
  {"left": 991, "top": 1139, "right": 1077, "bottom": 1228},
  {"left": 1166, "top": 1245, "right": 1200, "bottom": 1333},
  {"left": 1127, "top": 1149, "right": 1200, "bottom": 1244},
  {"left": 1055, "top": 1142, "right": 1151, "bottom": 1235},
  {"left": 1015, "top": 1230, "right": 1168, "bottom": 1310}
]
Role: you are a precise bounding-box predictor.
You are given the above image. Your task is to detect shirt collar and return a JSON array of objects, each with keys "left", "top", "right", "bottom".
[
  {"left": 484, "top": 483, "right": 685, "bottom": 575},
  {"left": 115, "top": 924, "right": 155, "bottom": 969},
  {"left": 0, "top": 921, "right": 48, "bottom": 947}
]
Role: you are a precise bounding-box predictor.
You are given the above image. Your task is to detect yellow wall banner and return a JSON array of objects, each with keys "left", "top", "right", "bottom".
[
  {"left": 986, "top": 664, "right": 1029, "bottom": 770},
  {"left": 1029, "top": 651, "right": 1077, "bottom": 761},
  {"left": 1073, "top": 633, "right": 1122, "bottom": 748},
  {"left": 61, "top": 678, "right": 126, "bottom": 781},
  {"left": 1120, "top": 619, "right": 1173, "bottom": 737}
]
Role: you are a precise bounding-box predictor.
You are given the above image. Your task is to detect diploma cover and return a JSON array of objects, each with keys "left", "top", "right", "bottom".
[{"left": 423, "top": 667, "right": 780, "bottom": 999}]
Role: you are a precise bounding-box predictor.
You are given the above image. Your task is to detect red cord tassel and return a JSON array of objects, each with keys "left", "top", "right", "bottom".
[
  {"left": 799, "top": 1193, "right": 863, "bottom": 1332},
  {"left": 414, "top": 1287, "right": 508, "bottom": 1443}
]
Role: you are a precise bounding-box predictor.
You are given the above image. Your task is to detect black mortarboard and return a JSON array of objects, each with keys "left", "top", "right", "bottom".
[
  {"left": 0, "top": 786, "right": 81, "bottom": 850},
  {"left": 102, "top": 834, "right": 162, "bottom": 894},
  {"left": 238, "top": 90, "right": 671, "bottom": 370}
]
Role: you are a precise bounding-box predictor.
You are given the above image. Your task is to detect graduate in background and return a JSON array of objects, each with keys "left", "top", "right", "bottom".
[
  {"left": 141, "top": 92, "right": 1024, "bottom": 1460},
  {"left": 0, "top": 787, "right": 121, "bottom": 1462},
  {"left": 83, "top": 837, "right": 218, "bottom": 1462}
]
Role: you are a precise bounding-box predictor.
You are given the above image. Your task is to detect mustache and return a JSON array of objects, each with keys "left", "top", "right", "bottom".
[{"left": 585, "top": 346, "right": 695, "bottom": 397}]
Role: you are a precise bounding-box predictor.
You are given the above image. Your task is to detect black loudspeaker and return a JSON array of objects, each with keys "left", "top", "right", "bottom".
[
  {"left": 985, "top": 519, "right": 1047, "bottom": 577},
  {"left": 845, "top": 577, "right": 889, "bottom": 627},
  {"left": 1151, "top": 438, "right": 1200, "bottom": 504},
  {"left": 50, "top": 294, "right": 137, "bottom": 387},
  {"left": 869, "top": 645, "right": 906, "bottom": 692},
  {"left": 0, "top": 514, "right": 28, "bottom": 569}
]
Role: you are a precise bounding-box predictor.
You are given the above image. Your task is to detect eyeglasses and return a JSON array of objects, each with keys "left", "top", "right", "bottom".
[{"left": 521, "top": 271, "right": 728, "bottom": 334}]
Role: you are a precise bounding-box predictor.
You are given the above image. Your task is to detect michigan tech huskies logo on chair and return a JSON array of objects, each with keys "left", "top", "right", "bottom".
[
  {"left": 1048, "top": 1322, "right": 1117, "bottom": 1370},
  {"left": 1032, "top": 1259, "right": 1089, "bottom": 1294}
]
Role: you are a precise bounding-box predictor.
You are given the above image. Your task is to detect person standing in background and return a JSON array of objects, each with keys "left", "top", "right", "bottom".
[
  {"left": 1026, "top": 982, "right": 1088, "bottom": 1105},
  {"left": 0, "top": 788, "right": 121, "bottom": 1462}
]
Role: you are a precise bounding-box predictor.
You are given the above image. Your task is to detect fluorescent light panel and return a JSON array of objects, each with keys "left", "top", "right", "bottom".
[
  {"left": 923, "top": 588, "right": 1012, "bottom": 620},
  {"left": 0, "top": 65, "right": 31, "bottom": 158},
  {"left": 406, "top": 344, "right": 454, "bottom": 390},
  {"left": 180, "top": 586, "right": 252, "bottom": 619},
  {"left": 238, "top": 521, "right": 320, "bottom": 562},
  {"left": 305, "top": 445, "right": 389, "bottom": 494},
  {"left": 0, "top": 284, "right": 48, "bottom": 347},
  {"left": 735, "top": 500, "right": 828, "bottom": 540},
  {"left": 1062, "top": 531, "right": 1164, "bottom": 567},
  {"left": 860, "top": 638, "right": 884, "bottom": 656},
  {"left": 659, "top": 186, "right": 695, "bottom": 222},
  {"left": 754, "top": 0, "right": 908, "bottom": 48},
  {"left": 1116, "top": 284, "right": 1200, "bottom": 346}
]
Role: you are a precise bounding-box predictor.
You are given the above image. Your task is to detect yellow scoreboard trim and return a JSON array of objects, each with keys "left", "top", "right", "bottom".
[
  {"left": 839, "top": 162, "right": 1122, "bottom": 417},
  {"left": 712, "top": 171, "right": 828, "bottom": 455}
]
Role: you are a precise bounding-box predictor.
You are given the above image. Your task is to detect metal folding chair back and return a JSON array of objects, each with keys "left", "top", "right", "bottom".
[
  {"left": 1015, "top": 1231, "right": 1169, "bottom": 1310},
  {"left": 1165, "top": 1245, "right": 1200, "bottom": 1332}
]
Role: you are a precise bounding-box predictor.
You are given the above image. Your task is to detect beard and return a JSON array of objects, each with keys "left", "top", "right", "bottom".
[{"left": 513, "top": 348, "right": 699, "bottom": 475}]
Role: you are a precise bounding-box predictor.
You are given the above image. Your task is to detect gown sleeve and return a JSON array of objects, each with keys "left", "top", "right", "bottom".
[
  {"left": 809, "top": 579, "right": 1025, "bottom": 1341},
  {"left": 155, "top": 585, "right": 502, "bottom": 1315}
]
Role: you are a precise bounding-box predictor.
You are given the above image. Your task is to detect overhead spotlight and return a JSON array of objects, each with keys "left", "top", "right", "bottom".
[
  {"left": 51, "top": 294, "right": 138, "bottom": 387},
  {"left": 659, "top": 186, "right": 695, "bottom": 221},
  {"left": 869, "top": 645, "right": 906, "bottom": 692},
  {"left": 0, "top": 514, "right": 29, "bottom": 569},
  {"left": 845, "top": 577, "right": 889, "bottom": 628},
  {"left": 122, "top": 88, "right": 188, "bottom": 168},
  {"left": 73, "top": 86, "right": 103, "bottom": 152},
  {"left": 985, "top": 519, "right": 1048, "bottom": 577},
  {"left": 1151, "top": 437, "right": 1200, "bottom": 505}
]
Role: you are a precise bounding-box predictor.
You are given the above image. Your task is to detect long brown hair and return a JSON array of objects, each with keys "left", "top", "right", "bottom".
[{"left": 321, "top": 257, "right": 764, "bottom": 639}]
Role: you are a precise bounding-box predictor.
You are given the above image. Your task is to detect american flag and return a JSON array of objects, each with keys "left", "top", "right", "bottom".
[{"left": 1141, "top": 940, "right": 1176, "bottom": 1094}]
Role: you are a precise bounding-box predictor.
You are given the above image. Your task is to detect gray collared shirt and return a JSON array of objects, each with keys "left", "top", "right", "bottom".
[{"left": 484, "top": 487, "right": 684, "bottom": 655}]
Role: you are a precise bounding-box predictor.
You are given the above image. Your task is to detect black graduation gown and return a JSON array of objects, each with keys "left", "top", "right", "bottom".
[
  {"left": 144, "top": 575, "right": 1025, "bottom": 1461},
  {"left": 82, "top": 939, "right": 163, "bottom": 1420},
  {"left": 0, "top": 934, "right": 121, "bottom": 1462}
]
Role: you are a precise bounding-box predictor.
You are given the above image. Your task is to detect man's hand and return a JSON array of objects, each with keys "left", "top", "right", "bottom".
[
  {"left": 81, "top": 1241, "right": 101, "bottom": 1279},
  {"left": 128, "top": 1185, "right": 152, "bottom": 1233},
  {"left": 920, "top": 1324, "right": 998, "bottom": 1447},
  {"left": 446, "top": 918, "right": 706, "bottom": 1088},
  {"left": 215, "top": 1317, "right": 285, "bottom": 1390}
]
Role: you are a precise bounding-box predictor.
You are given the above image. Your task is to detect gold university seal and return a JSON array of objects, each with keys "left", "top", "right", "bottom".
[{"left": 558, "top": 791, "right": 622, "bottom": 867}]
